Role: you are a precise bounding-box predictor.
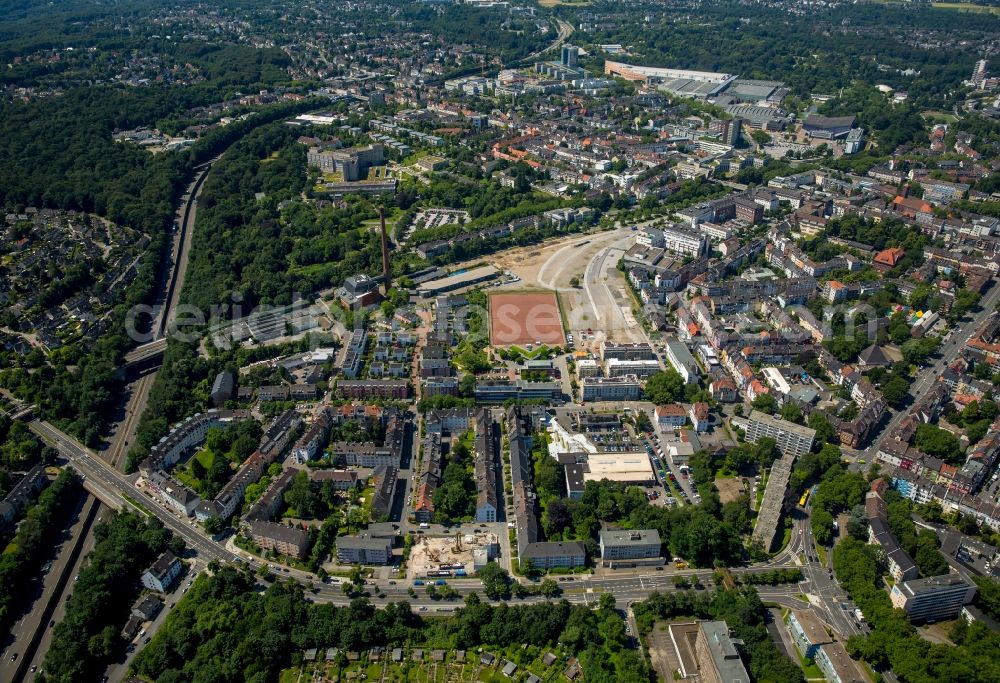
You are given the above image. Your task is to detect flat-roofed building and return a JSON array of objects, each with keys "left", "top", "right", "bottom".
[
  {"left": 787, "top": 610, "right": 832, "bottom": 659},
  {"left": 599, "top": 528, "right": 664, "bottom": 567},
  {"left": 520, "top": 541, "right": 586, "bottom": 570},
  {"left": 737, "top": 410, "right": 815, "bottom": 457},
  {"left": 583, "top": 453, "right": 656, "bottom": 485},
  {"left": 890, "top": 573, "right": 976, "bottom": 623},
  {"left": 604, "top": 357, "right": 661, "bottom": 378},
  {"left": 336, "top": 534, "right": 393, "bottom": 565},
  {"left": 581, "top": 376, "right": 643, "bottom": 402},
  {"left": 815, "top": 642, "right": 865, "bottom": 683},
  {"left": 694, "top": 620, "right": 750, "bottom": 683}
]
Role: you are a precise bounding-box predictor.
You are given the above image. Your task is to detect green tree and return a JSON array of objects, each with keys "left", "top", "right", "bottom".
[
  {"left": 644, "top": 370, "right": 685, "bottom": 404},
  {"left": 751, "top": 394, "right": 778, "bottom": 414},
  {"left": 478, "top": 562, "right": 512, "bottom": 600}
]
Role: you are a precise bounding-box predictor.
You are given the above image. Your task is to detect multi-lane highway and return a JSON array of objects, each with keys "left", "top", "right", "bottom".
[
  {"left": 30, "top": 420, "right": 237, "bottom": 565},
  {"left": 0, "top": 493, "right": 101, "bottom": 683}
]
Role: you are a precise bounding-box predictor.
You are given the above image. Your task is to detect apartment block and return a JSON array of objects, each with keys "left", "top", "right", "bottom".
[
  {"left": 581, "top": 376, "right": 643, "bottom": 402},
  {"left": 737, "top": 410, "right": 815, "bottom": 457}
]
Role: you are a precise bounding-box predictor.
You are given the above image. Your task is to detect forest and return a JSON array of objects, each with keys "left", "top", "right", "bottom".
[
  {"left": 43, "top": 511, "right": 176, "bottom": 682},
  {"left": 180, "top": 123, "right": 388, "bottom": 314},
  {"left": 0, "top": 71, "right": 315, "bottom": 447},
  {"left": 132, "top": 564, "right": 651, "bottom": 682},
  {"left": 0, "top": 470, "right": 78, "bottom": 639}
]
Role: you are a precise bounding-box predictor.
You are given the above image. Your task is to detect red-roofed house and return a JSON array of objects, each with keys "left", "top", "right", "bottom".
[
  {"left": 873, "top": 247, "right": 906, "bottom": 273},
  {"left": 656, "top": 404, "right": 688, "bottom": 429},
  {"left": 892, "top": 195, "right": 932, "bottom": 219},
  {"left": 689, "top": 402, "right": 710, "bottom": 433}
]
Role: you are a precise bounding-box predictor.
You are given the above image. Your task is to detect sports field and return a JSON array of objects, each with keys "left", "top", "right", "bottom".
[{"left": 489, "top": 291, "right": 566, "bottom": 347}]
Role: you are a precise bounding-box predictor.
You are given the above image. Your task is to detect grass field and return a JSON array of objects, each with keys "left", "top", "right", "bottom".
[
  {"left": 921, "top": 110, "right": 960, "bottom": 123},
  {"left": 932, "top": 2, "right": 1000, "bottom": 14}
]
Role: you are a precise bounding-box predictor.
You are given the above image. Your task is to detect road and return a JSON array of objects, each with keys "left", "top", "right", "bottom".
[
  {"left": 156, "top": 160, "right": 215, "bottom": 338},
  {"left": 521, "top": 18, "right": 574, "bottom": 65},
  {"left": 29, "top": 420, "right": 237, "bottom": 565},
  {"left": 0, "top": 493, "right": 101, "bottom": 683},
  {"left": 860, "top": 281, "right": 1000, "bottom": 463},
  {"left": 18, "top": 500, "right": 102, "bottom": 683}
]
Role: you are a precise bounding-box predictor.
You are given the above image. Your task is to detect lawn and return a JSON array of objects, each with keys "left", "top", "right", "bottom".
[
  {"left": 932, "top": 2, "right": 1000, "bottom": 14},
  {"left": 173, "top": 447, "right": 222, "bottom": 491}
]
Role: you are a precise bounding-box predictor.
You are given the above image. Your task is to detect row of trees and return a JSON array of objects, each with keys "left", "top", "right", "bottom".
[
  {"left": 44, "top": 511, "right": 175, "bottom": 682},
  {"left": 133, "top": 564, "right": 649, "bottom": 682},
  {"left": 0, "top": 470, "right": 78, "bottom": 636}
]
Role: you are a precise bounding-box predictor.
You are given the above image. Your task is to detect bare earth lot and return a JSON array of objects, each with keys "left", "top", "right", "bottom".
[{"left": 490, "top": 291, "right": 565, "bottom": 347}]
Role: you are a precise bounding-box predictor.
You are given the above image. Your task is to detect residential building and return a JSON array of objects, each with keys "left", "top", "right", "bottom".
[
  {"left": 336, "top": 379, "right": 408, "bottom": 400},
  {"left": 249, "top": 521, "right": 310, "bottom": 560},
  {"left": 474, "top": 410, "right": 499, "bottom": 523},
  {"left": 665, "top": 340, "right": 700, "bottom": 384},
  {"left": 581, "top": 376, "right": 643, "bottom": 402},
  {"left": 787, "top": 610, "right": 832, "bottom": 659},
  {"left": 815, "top": 642, "right": 865, "bottom": 683},
  {"left": 141, "top": 551, "right": 182, "bottom": 592},
  {"left": 336, "top": 534, "right": 393, "bottom": 565},
  {"left": 656, "top": 404, "right": 688, "bottom": 429},
  {"left": 689, "top": 402, "right": 710, "bottom": 433},
  {"left": 604, "top": 357, "right": 661, "bottom": 378},
  {"left": 736, "top": 411, "right": 815, "bottom": 457},
  {"left": 210, "top": 371, "right": 235, "bottom": 407},
  {"left": 0, "top": 465, "right": 49, "bottom": 531}
]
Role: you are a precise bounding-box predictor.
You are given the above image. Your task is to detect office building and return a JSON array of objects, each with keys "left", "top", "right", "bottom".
[
  {"left": 520, "top": 541, "right": 586, "bottom": 570},
  {"left": 890, "top": 573, "right": 976, "bottom": 623},
  {"left": 598, "top": 528, "right": 664, "bottom": 567},
  {"left": 694, "top": 620, "right": 750, "bottom": 683}
]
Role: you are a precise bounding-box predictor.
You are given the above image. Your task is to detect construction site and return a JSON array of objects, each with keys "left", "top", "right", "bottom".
[{"left": 407, "top": 529, "right": 501, "bottom": 579}]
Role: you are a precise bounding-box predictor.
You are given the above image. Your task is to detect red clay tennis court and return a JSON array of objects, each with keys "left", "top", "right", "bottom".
[{"left": 489, "top": 291, "right": 566, "bottom": 347}]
